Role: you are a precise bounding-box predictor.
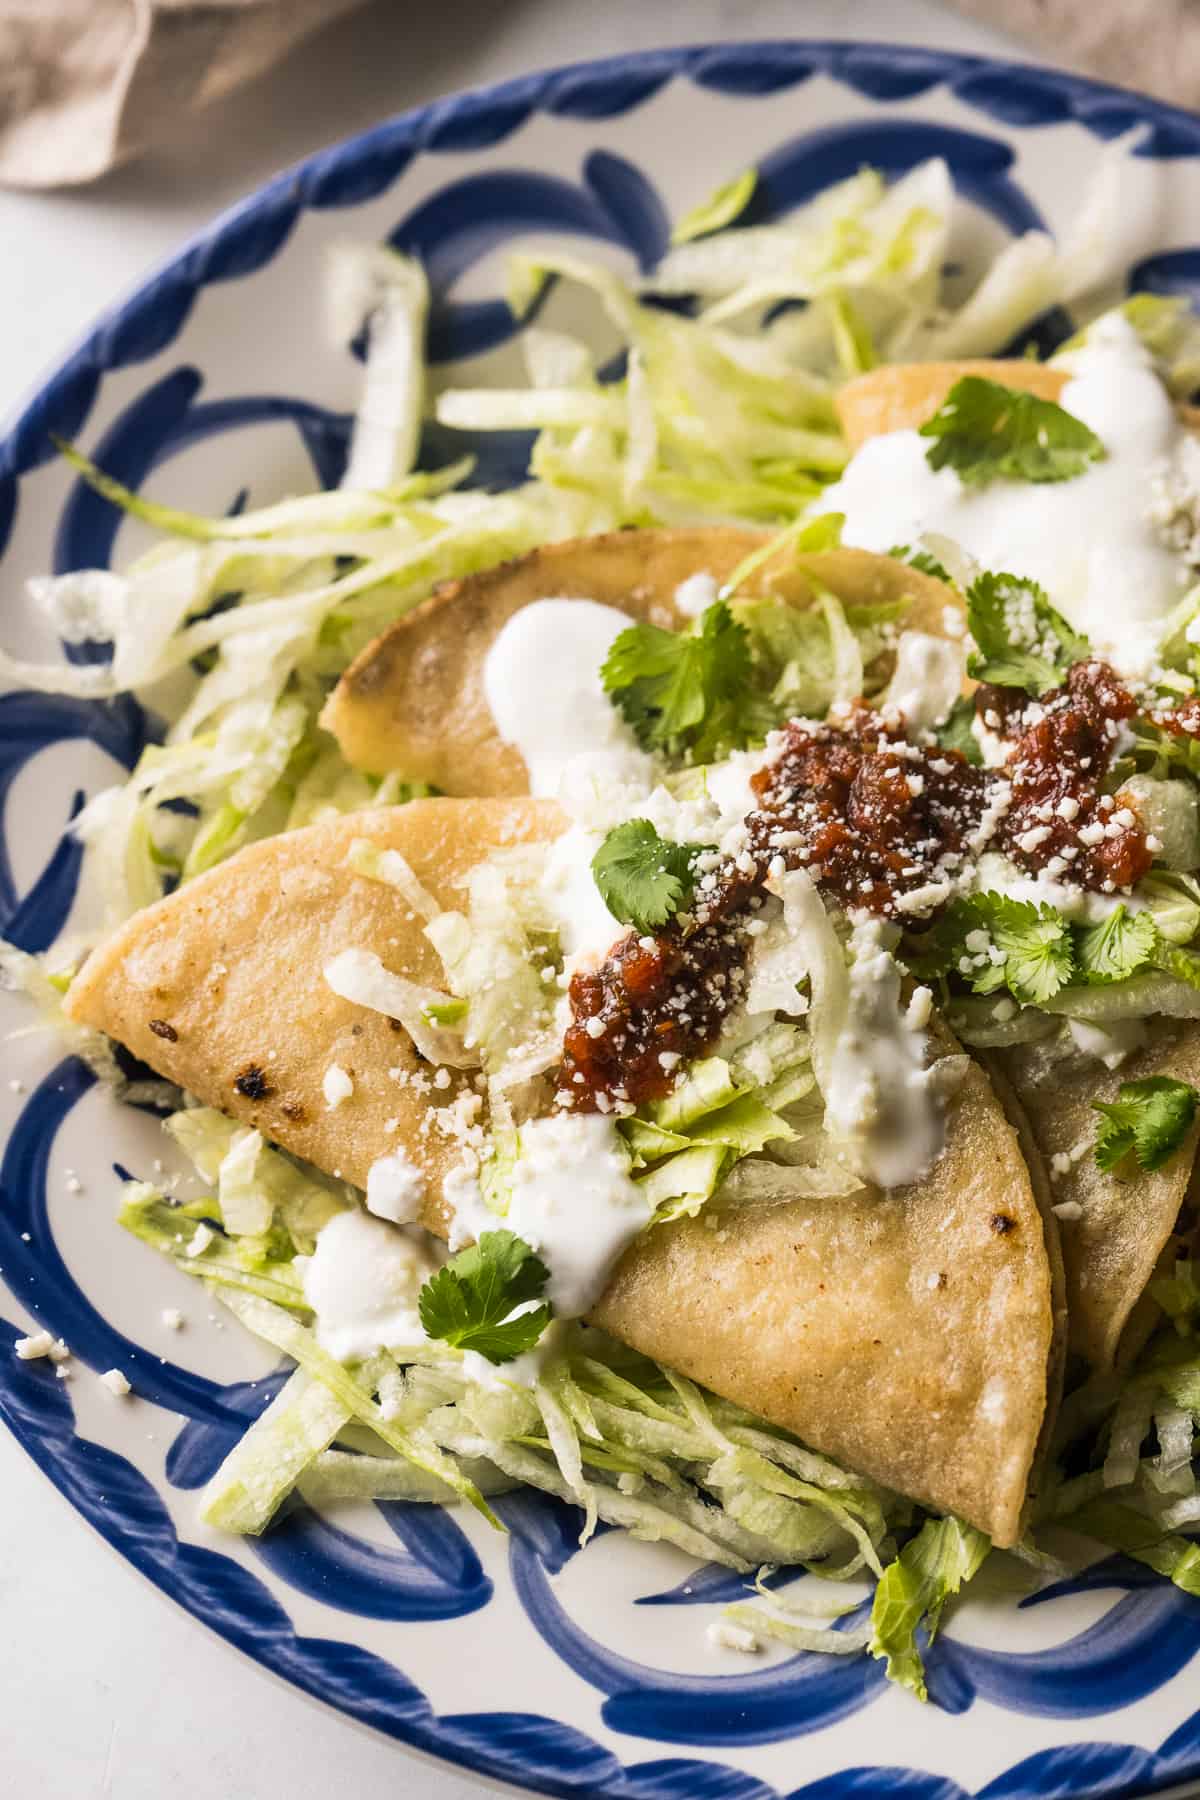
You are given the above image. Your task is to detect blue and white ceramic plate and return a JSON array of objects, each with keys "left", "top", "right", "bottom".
[{"left": 6, "top": 40, "right": 1200, "bottom": 1800}]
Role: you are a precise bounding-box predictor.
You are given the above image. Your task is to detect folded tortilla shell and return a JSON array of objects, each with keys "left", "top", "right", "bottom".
[
  {"left": 320, "top": 531, "right": 963, "bottom": 794},
  {"left": 990, "top": 1029, "right": 1200, "bottom": 1369},
  {"left": 66, "top": 798, "right": 1059, "bottom": 1544},
  {"left": 65, "top": 800, "right": 563, "bottom": 1216}
]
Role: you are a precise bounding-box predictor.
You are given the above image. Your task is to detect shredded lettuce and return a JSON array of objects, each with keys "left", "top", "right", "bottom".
[
  {"left": 868, "top": 1516, "right": 991, "bottom": 1700},
  {"left": 423, "top": 846, "right": 559, "bottom": 1076},
  {"left": 1063, "top": 1499, "right": 1200, "bottom": 1596},
  {"left": 671, "top": 168, "right": 759, "bottom": 246},
  {"left": 201, "top": 1367, "right": 353, "bottom": 1534},
  {"left": 615, "top": 1024, "right": 814, "bottom": 1224},
  {"left": 327, "top": 244, "right": 429, "bottom": 492}
]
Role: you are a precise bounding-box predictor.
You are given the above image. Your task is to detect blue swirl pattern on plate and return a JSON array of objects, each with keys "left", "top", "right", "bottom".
[{"left": 5, "top": 41, "right": 1200, "bottom": 1799}]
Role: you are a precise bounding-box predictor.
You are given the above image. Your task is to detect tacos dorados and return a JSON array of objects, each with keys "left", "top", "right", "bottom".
[
  {"left": 321, "top": 526, "right": 1199, "bottom": 1374},
  {"left": 65, "top": 796, "right": 1060, "bottom": 1544}
]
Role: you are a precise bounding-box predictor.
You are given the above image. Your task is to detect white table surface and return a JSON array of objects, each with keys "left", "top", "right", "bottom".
[{"left": 0, "top": 2, "right": 1046, "bottom": 1795}]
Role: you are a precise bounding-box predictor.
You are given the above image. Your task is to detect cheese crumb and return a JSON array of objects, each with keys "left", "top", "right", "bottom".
[
  {"left": 905, "top": 986, "right": 933, "bottom": 1031},
  {"left": 323, "top": 1063, "right": 354, "bottom": 1109},
  {"left": 14, "top": 1331, "right": 53, "bottom": 1360},
  {"left": 186, "top": 1224, "right": 214, "bottom": 1258},
  {"left": 100, "top": 1368, "right": 131, "bottom": 1397},
  {"left": 161, "top": 1309, "right": 184, "bottom": 1331},
  {"left": 365, "top": 1152, "right": 427, "bottom": 1225},
  {"left": 706, "top": 1620, "right": 761, "bottom": 1654}
]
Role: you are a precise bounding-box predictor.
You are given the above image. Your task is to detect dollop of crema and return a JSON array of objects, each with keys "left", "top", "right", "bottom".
[
  {"left": 299, "top": 1208, "right": 438, "bottom": 1362},
  {"left": 825, "top": 917, "right": 948, "bottom": 1190},
  {"left": 882, "top": 630, "right": 965, "bottom": 734},
  {"left": 820, "top": 315, "right": 1188, "bottom": 677},
  {"left": 482, "top": 596, "right": 655, "bottom": 802},
  {"left": 771, "top": 867, "right": 946, "bottom": 1189},
  {"left": 447, "top": 1112, "right": 653, "bottom": 1319}
]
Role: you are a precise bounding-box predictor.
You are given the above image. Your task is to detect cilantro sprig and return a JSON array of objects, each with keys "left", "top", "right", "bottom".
[
  {"left": 1093, "top": 1076, "right": 1200, "bottom": 1175},
  {"left": 907, "top": 892, "right": 1075, "bottom": 1006},
  {"left": 965, "top": 569, "right": 1090, "bottom": 696},
  {"left": 919, "top": 376, "right": 1106, "bottom": 488},
  {"left": 418, "top": 1229, "right": 552, "bottom": 1364},
  {"left": 592, "top": 819, "right": 713, "bottom": 934},
  {"left": 888, "top": 543, "right": 954, "bottom": 585},
  {"left": 601, "top": 599, "right": 753, "bottom": 761},
  {"left": 1075, "top": 905, "right": 1158, "bottom": 985}
]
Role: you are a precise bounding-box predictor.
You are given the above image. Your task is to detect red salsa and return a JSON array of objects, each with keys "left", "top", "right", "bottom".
[
  {"left": 747, "top": 705, "right": 988, "bottom": 916},
  {"left": 558, "top": 659, "right": 1151, "bottom": 1112},
  {"left": 978, "top": 660, "right": 1151, "bottom": 892},
  {"left": 559, "top": 907, "right": 754, "bottom": 1111}
]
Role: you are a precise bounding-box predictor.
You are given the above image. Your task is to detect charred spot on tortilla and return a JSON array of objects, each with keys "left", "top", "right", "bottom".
[
  {"left": 147, "top": 1018, "right": 178, "bottom": 1042},
  {"left": 233, "top": 1063, "right": 272, "bottom": 1101},
  {"left": 279, "top": 1099, "right": 306, "bottom": 1122},
  {"left": 991, "top": 1213, "right": 1016, "bottom": 1235}
]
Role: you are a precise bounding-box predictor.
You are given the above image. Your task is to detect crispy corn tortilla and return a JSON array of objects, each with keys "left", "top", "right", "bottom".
[
  {"left": 990, "top": 1030, "right": 1200, "bottom": 1369},
  {"left": 342, "top": 508, "right": 1200, "bottom": 1372},
  {"left": 66, "top": 797, "right": 1057, "bottom": 1544},
  {"left": 320, "top": 530, "right": 964, "bottom": 794},
  {"left": 65, "top": 801, "right": 563, "bottom": 1216}
]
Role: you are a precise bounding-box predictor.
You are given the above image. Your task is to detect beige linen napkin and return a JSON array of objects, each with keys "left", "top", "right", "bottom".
[
  {"left": 0, "top": 0, "right": 370, "bottom": 187},
  {"left": 944, "top": 0, "right": 1200, "bottom": 112}
]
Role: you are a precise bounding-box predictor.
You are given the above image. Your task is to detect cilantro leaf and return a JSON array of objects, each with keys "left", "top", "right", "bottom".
[
  {"left": 919, "top": 375, "right": 1106, "bottom": 488},
  {"left": 888, "top": 543, "right": 954, "bottom": 585},
  {"left": 592, "top": 820, "right": 711, "bottom": 933},
  {"left": 868, "top": 1515, "right": 991, "bottom": 1701},
  {"left": 1076, "top": 905, "right": 1159, "bottom": 985},
  {"left": 602, "top": 600, "right": 753, "bottom": 760},
  {"left": 965, "top": 569, "right": 1091, "bottom": 695},
  {"left": 417, "top": 1229, "right": 552, "bottom": 1364},
  {"left": 987, "top": 898, "right": 1075, "bottom": 1004},
  {"left": 934, "top": 696, "right": 983, "bottom": 766},
  {"left": 1093, "top": 1076, "right": 1200, "bottom": 1175},
  {"left": 905, "top": 891, "right": 1074, "bottom": 1005}
]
